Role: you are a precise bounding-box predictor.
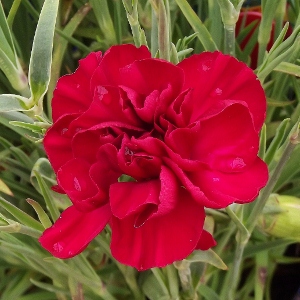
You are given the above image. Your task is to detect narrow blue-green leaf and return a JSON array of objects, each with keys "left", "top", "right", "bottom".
[
  {"left": 174, "top": 0, "right": 218, "bottom": 51},
  {"left": 28, "top": 0, "right": 59, "bottom": 105},
  {"left": 32, "top": 170, "right": 60, "bottom": 222},
  {"left": 30, "top": 279, "right": 70, "bottom": 295},
  {"left": 142, "top": 273, "right": 169, "bottom": 300},
  {"left": 26, "top": 199, "right": 52, "bottom": 229},
  {"left": 198, "top": 285, "right": 221, "bottom": 300},
  {"left": 274, "top": 61, "right": 300, "bottom": 77},
  {"left": 0, "top": 49, "right": 28, "bottom": 93},
  {"left": 0, "top": 136, "right": 13, "bottom": 149},
  {"left": 0, "top": 3, "right": 16, "bottom": 63},
  {"left": 265, "top": 118, "right": 290, "bottom": 165},
  {"left": 9, "top": 121, "right": 46, "bottom": 134},
  {"left": 7, "top": 0, "right": 22, "bottom": 29},
  {"left": 10, "top": 146, "right": 34, "bottom": 169},
  {"left": 90, "top": 0, "right": 117, "bottom": 45},
  {"left": 17, "top": 292, "right": 56, "bottom": 300},
  {"left": 0, "top": 196, "right": 44, "bottom": 231},
  {"left": 186, "top": 249, "right": 227, "bottom": 270},
  {"left": 0, "top": 94, "right": 27, "bottom": 112},
  {"left": 0, "top": 111, "right": 37, "bottom": 140},
  {"left": 259, "top": 124, "right": 266, "bottom": 159},
  {"left": 273, "top": 144, "right": 300, "bottom": 191}
]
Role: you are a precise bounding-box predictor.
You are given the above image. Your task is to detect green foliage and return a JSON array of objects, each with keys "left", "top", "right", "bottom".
[{"left": 0, "top": 0, "right": 299, "bottom": 299}]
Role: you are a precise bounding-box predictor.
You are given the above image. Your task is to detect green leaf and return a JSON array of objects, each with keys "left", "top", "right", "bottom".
[
  {"left": 0, "top": 49, "right": 28, "bottom": 94},
  {"left": 186, "top": 249, "right": 227, "bottom": 270},
  {"left": 31, "top": 158, "right": 57, "bottom": 190},
  {"left": 26, "top": 199, "right": 52, "bottom": 229},
  {"left": 265, "top": 118, "right": 290, "bottom": 165},
  {"left": 32, "top": 170, "right": 60, "bottom": 222},
  {"left": 9, "top": 121, "right": 46, "bottom": 134},
  {"left": 0, "top": 270, "right": 32, "bottom": 299},
  {"left": 0, "top": 3, "right": 16, "bottom": 63},
  {"left": 267, "top": 98, "right": 295, "bottom": 107},
  {"left": 90, "top": 0, "right": 117, "bottom": 45},
  {"left": 198, "top": 284, "right": 221, "bottom": 300},
  {"left": 216, "top": 0, "right": 244, "bottom": 25},
  {"left": 259, "top": 124, "right": 266, "bottom": 159},
  {"left": 273, "top": 144, "right": 300, "bottom": 191},
  {"left": 17, "top": 292, "right": 57, "bottom": 300},
  {"left": 142, "top": 273, "right": 169, "bottom": 300},
  {"left": 0, "top": 196, "right": 44, "bottom": 231},
  {"left": 28, "top": 0, "right": 59, "bottom": 106},
  {"left": 257, "top": 25, "right": 300, "bottom": 81},
  {"left": 0, "top": 136, "right": 13, "bottom": 149},
  {"left": 274, "top": 61, "right": 300, "bottom": 77},
  {"left": 174, "top": 0, "right": 218, "bottom": 51},
  {"left": 10, "top": 146, "right": 34, "bottom": 169},
  {"left": 0, "top": 94, "right": 29, "bottom": 112},
  {"left": 30, "top": 279, "right": 70, "bottom": 295}
]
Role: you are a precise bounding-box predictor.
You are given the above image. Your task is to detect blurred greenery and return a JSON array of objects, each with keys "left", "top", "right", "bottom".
[{"left": 0, "top": 0, "right": 299, "bottom": 299}]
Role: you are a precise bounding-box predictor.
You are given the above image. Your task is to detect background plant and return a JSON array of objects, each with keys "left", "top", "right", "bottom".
[{"left": 0, "top": 0, "right": 300, "bottom": 299}]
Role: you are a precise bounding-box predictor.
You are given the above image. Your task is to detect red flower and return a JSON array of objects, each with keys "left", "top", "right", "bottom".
[{"left": 39, "top": 44, "right": 268, "bottom": 270}]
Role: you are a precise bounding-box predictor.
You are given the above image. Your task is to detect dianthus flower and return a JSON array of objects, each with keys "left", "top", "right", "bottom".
[{"left": 39, "top": 44, "right": 268, "bottom": 270}]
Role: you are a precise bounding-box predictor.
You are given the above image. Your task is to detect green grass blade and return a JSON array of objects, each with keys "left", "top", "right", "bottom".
[
  {"left": 0, "top": 196, "right": 44, "bottom": 231},
  {"left": 175, "top": 0, "right": 218, "bottom": 51}
]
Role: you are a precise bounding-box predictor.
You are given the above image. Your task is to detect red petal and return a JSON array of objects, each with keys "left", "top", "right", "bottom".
[
  {"left": 52, "top": 52, "right": 102, "bottom": 122},
  {"left": 178, "top": 51, "right": 266, "bottom": 131},
  {"left": 118, "top": 58, "right": 183, "bottom": 97},
  {"left": 190, "top": 157, "right": 269, "bottom": 208},
  {"left": 117, "top": 135, "right": 162, "bottom": 180},
  {"left": 110, "top": 188, "right": 206, "bottom": 270},
  {"left": 90, "top": 44, "right": 151, "bottom": 88},
  {"left": 90, "top": 143, "right": 122, "bottom": 192},
  {"left": 43, "top": 114, "right": 77, "bottom": 172},
  {"left": 69, "top": 86, "right": 143, "bottom": 133},
  {"left": 57, "top": 158, "right": 106, "bottom": 211},
  {"left": 110, "top": 180, "right": 161, "bottom": 220},
  {"left": 39, "top": 204, "right": 111, "bottom": 259},
  {"left": 193, "top": 104, "right": 258, "bottom": 171},
  {"left": 195, "top": 230, "right": 217, "bottom": 250}
]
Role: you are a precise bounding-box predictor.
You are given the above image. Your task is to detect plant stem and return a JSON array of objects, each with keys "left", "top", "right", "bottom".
[
  {"left": 225, "top": 206, "right": 250, "bottom": 300},
  {"left": 246, "top": 138, "right": 298, "bottom": 233},
  {"left": 166, "top": 264, "right": 179, "bottom": 299},
  {"left": 224, "top": 24, "right": 236, "bottom": 56},
  {"left": 157, "top": 0, "right": 170, "bottom": 61},
  {"left": 227, "top": 235, "right": 247, "bottom": 300},
  {"left": 226, "top": 122, "right": 299, "bottom": 299}
]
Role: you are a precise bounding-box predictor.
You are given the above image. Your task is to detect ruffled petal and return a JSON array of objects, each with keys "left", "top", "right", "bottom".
[
  {"left": 52, "top": 52, "right": 102, "bottom": 122},
  {"left": 110, "top": 166, "right": 178, "bottom": 226},
  {"left": 166, "top": 103, "right": 259, "bottom": 172},
  {"left": 69, "top": 86, "right": 144, "bottom": 133},
  {"left": 118, "top": 59, "right": 183, "bottom": 96},
  {"left": 178, "top": 51, "right": 266, "bottom": 131},
  {"left": 72, "top": 128, "right": 116, "bottom": 164},
  {"left": 39, "top": 204, "right": 111, "bottom": 259},
  {"left": 90, "top": 44, "right": 151, "bottom": 88},
  {"left": 57, "top": 158, "right": 106, "bottom": 211},
  {"left": 110, "top": 187, "right": 206, "bottom": 270},
  {"left": 110, "top": 180, "right": 161, "bottom": 221},
  {"left": 117, "top": 135, "right": 162, "bottom": 180},
  {"left": 190, "top": 157, "right": 269, "bottom": 208}
]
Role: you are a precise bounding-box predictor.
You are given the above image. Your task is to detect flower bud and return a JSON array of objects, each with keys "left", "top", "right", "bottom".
[{"left": 257, "top": 194, "right": 300, "bottom": 241}]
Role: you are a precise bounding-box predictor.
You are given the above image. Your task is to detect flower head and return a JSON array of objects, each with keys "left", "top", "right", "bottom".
[{"left": 39, "top": 44, "right": 268, "bottom": 270}]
